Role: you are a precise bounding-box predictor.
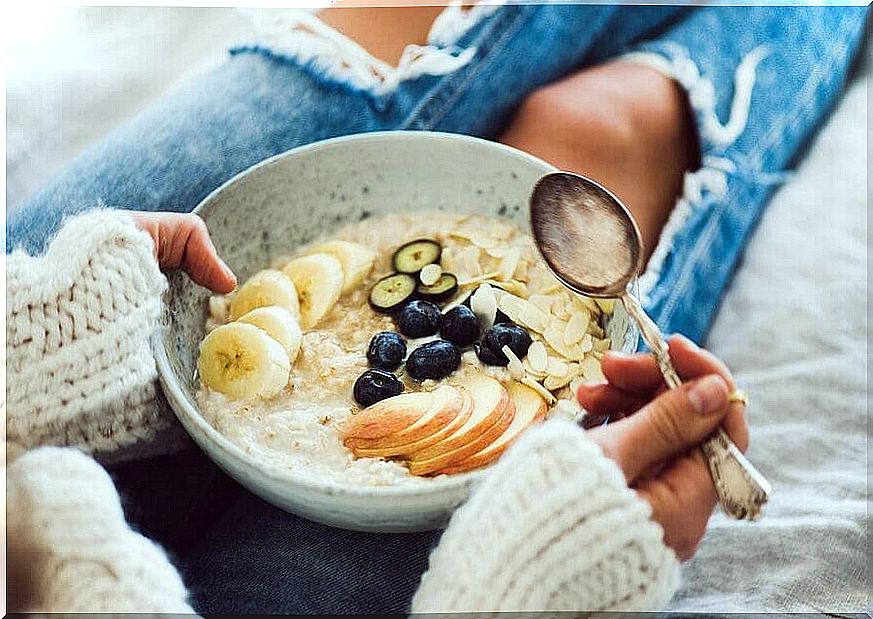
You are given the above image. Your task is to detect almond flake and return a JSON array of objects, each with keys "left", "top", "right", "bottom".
[
  {"left": 564, "top": 311, "right": 591, "bottom": 346},
  {"left": 419, "top": 263, "right": 443, "bottom": 286},
  {"left": 497, "top": 248, "right": 521, "bottom": 281},
  {"left": 498, "top": 293, "right": 548, "bottom": 332},
  {"left": 546, "top": 357, "right": 570, "bottom": 378},
  {"left": 522, "top": 358, "right": 548, "bottom": 379},
  {"left": 521, "top": 376, "right": 557, "bottom": 405},
  {"left": 528, "top": 294, "right": 555, "bottom": 313},
  {"left": 502, "top": 345, "right": 526, "bottom": 381},
  {"left": 514, "top": 257, "right": 530, "bottom": 280},
  {"left": 579, "top": 333, "right": 594, "bottom": 354},
  {"left": 540, "top": 282, "right": 564, "bottom": 295},
  {"left": 594, "top": 298, "right": 616, "bottom": 313},
  {"left": 459, "top": 271, "right": 502, "bottom": 288},
  {"left": 571, "top": 294, "right": 601, "bottom": 315},
  {"left": 544, "top": 373, "right": 573, "bottom": 390},
  {"left": 580, "top": 356, "right": 605, "bottom": 381},
  {"left": 594, "top": 337, "right": 611, "bottom": 352},
  {"left": 543, "top": 318, "right": 585, "bottom": 360},
  {"left": 527, "top": 341, "right": 548, "bottom": 373},
  {"left": 489, "top": 279, "right": 529, "bottom": 298},
  {"left": 470, "top": 283, "right": 497, "bottom": 332}
]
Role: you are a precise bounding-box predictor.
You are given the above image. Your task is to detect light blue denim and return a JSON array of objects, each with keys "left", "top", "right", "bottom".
[{"left": 6, "top": 5, "right": 868, "bottom": 614}]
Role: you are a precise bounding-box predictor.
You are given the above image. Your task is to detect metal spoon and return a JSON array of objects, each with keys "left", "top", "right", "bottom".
[{"left": 529, "top": 171, "right": 771, "bottom": 520}]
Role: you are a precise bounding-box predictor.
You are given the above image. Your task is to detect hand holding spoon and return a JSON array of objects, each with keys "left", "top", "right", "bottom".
[{"left": 529, "top": 171, "right": 771, "bottom": 520}]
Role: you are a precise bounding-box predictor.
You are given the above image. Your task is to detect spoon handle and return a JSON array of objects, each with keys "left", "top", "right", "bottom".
[{"left": 620, "top": 293, "right": 771, "bottom": 521}]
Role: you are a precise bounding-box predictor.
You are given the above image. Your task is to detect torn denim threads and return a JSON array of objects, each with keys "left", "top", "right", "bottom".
[{"left": 622, "top": 6, "right": 867, "bottom": 343}]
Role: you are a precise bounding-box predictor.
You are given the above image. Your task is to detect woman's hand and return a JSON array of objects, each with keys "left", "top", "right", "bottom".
[
  {"left": 130, "top": 211, "right": 237, "bottom": 294},
  {"left": 578, "top": 335, "right": 749, "bottom": 560}
]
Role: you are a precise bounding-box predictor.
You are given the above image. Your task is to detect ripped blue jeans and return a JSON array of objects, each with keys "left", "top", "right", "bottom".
[{"left": 7, "top": 5, "right": 867, "bottom": 614}]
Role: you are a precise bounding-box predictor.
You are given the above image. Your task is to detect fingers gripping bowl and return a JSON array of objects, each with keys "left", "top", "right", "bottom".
[{"left": 154, "top": 132, "right": 639, "bottom": 532}]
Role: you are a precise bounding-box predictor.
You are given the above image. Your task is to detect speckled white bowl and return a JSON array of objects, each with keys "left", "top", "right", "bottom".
[{"left": 153, "top": 131, "right": 638, "bottom": 532}]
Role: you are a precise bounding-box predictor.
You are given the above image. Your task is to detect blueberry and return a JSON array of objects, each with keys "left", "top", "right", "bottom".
[
  {"left": 367, "top": 331, "right": 407, "bottom": 370},
  {"left": 353, "top": 369, "right": 404, "bottom": 407},
  {"left": 475, "top": 341, "right": 508, "bottom": 366},
  {"left": 479, "top": 323, "right": 533, "bottom": 365},
  {"left": 406, "top": 340, "right": 462, "bottom": 380},
  {"left": 396, "top": 300, "right": 441, "bottom": 338},
  {"left": 439, "top": 305, "right": 480, "bottom": 347}
]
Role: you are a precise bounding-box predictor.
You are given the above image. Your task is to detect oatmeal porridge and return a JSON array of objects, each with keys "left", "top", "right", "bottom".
[{"left": 196, "top": 213, "right": 613, "bottom": 487}]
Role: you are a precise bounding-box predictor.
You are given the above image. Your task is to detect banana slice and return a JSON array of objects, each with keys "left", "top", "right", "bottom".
[
  {"left": 198, "top": 322, "right": 291, "bottom": 399},
  {"left": 282, "top": 253, "right": 344, "bottom": 329},
  {"left": 237, "top": 306, "right": 302, "bottom": 362},
  {"left": 229, "top": 269, "right": 299, "bottom": 321},
  {"left": 311, "top": 240, "right": 376, "bottom": 295}
]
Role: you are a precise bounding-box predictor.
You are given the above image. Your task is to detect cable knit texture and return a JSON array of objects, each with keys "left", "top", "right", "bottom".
[
  {"left": 7, "top": 447, "right": 194, "bottom": 612},
  {"left": 411, "top": 419, "right": 680, "bottom": 613},
  {"left": 6, "top": 209, "right": 188, "bottom": 462}
]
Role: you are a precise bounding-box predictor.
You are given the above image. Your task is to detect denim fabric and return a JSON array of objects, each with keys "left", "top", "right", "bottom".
[{"left": 7, "top": 5, "right": 867, "bottom": 614}]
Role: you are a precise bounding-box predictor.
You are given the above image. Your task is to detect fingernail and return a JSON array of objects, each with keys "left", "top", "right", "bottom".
[{"left": 687, "top": 375, "right": 728, "bottom": 415}]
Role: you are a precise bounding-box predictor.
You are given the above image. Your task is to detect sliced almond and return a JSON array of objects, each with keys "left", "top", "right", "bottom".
[
  {"left": 546, "top": 357, "right": 569, "bottom": 378},
  {"left": 580, "top": 356, "right": 605, "bottom": 381},
  {"left": 594, "top": 298, "right": 616, "bottom": 313},
  {"left": 522, "top": 358, "right": 548, "bottom": 379},
  {"left": 527, "top": 341, "right": 548, "bottom": 373},
  {"left": 497, "top": 248, "right": 521, "bottom": 282},
  {"left": 543, "top": 318, "right": 584, "bottom": 360},
  {"left": 572, "top": 293, "right": 602, "bottom": 315},
  {"left": 544, "top": 373, "right": 573, "bottom": 390},
  {"left": 502, "top": 345, "right": 526, "bottom": 381},
  {"left": 498, "top": 293, "right": 548, "bottom": 333},
  {"left": 521, "top": 376, "right": 557, "bottom": 405},
  {"left": 528, "top": 294, "right": 555, "bottom": 313},
  {"left": 470, "top": 283, "right": 498, "bottom": 332},
  {"left": 514, "top": 256, "right": 530, "bottom": 280},
  {"left": 459, "top": 271, "right": 502, "bottom": 288},
  {"left": 420, "top": 263, "right": 443, "bottom": 286},
  {"left": 564, "top": 311, "right": 591, "bottom": 346},
  {"left": 489, "top": 279, "right": 529, "bottom": 298},
  {"left": 579, "top": 333, "right": 594, "bottom": 354},
  {"left": 594, "top": 337, "right": 612, "bottom": 352}
]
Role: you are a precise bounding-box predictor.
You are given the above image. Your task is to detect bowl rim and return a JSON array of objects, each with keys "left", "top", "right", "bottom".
[{"left": 154, "top": 130, "right": 558, "bottom": 500}]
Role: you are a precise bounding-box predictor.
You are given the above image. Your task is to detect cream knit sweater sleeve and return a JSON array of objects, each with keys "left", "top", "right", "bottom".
[
  {"left": 411, "top": 419, "right": 679, "bottom": 613},
  {"left": 6, "top": 209, "right": 188, "bottom": 462}
]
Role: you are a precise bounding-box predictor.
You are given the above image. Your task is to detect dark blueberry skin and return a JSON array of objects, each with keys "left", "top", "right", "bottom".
[
  {"left": 439, "top": 305, "right": 481, "bottom": 347},
  {"left": 405, "top": 340, "right": 462, "bottom": 380},
  {"left": 478, "top": 323, "right": 533, "bottom": 365},
  {"left": 366, "top": 331, "right": 407, "bottom": 371},
  {"left": 475, "top": 341, "right": 508, "bottom": 366},
  {"left": 353, "top": 369, "right": 404, "bottom": 407},
  {"left": 396, "top": 300, "right": 441, "bottom": 338}
]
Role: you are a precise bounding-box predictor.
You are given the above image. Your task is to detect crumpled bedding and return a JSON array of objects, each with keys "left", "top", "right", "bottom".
[{"left": 5, "top": 7, "right": 868, "bottom": 613}]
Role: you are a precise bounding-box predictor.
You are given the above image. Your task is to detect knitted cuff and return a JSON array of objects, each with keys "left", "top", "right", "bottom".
[
  {"left": 7, "top": 447, "right": 194, "bottom": 613},
  {"left": 6, "top": 208, "right": 189, "bottom": 462},
  {"left": 411, "top": 419, "right": 680, "bottom": 613}
]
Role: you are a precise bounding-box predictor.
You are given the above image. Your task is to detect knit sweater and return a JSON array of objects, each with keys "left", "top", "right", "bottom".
[{"left": 5, "top": 210, "right": 680, "bottom": 614}]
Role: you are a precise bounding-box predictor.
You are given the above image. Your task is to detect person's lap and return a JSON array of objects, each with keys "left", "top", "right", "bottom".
[{"left": 9, "top": 4, "right": 866, "bottom": 614}]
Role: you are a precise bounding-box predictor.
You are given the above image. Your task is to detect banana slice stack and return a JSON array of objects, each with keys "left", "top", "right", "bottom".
[{"left": 198, "top": 240, "right": 375, "bottom": 400}]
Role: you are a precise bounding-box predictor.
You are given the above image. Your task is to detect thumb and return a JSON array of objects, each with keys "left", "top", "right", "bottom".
[{"left": 591, "top": 374, "right": 730, "bottom": 482}]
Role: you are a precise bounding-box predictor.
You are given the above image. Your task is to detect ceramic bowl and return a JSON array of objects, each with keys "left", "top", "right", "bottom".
[{"left": 153, "top": 131, "right": 638, "bottom": 532}]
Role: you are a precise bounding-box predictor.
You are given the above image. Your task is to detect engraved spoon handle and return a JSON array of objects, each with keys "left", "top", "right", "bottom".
[{"left": 620, "top": 292, "right": 771, "bottom": 520}]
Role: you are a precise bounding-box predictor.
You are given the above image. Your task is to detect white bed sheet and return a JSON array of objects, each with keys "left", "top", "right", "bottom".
[{"left": 5, "top": 7, "right": 868, "bottom": 613}]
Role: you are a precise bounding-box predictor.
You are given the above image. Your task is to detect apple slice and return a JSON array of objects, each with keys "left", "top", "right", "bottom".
[
  {"left": 342, "top": 391, "right": 434, "bottom": 441},
  {"left": 407, "top": 375, "right": 509, "bottom": 462},
  {"left": 351, "top": 391, "right": 474, "bottom": 458},
  {"left": 344, "top": 386, "right": 462, "bottom": 450},
  {"left": 436, "top": 381, "right": 548, "bottom": 475},
  {"left": 406, "top": 379, "right": 516, "bottom": 476}
]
